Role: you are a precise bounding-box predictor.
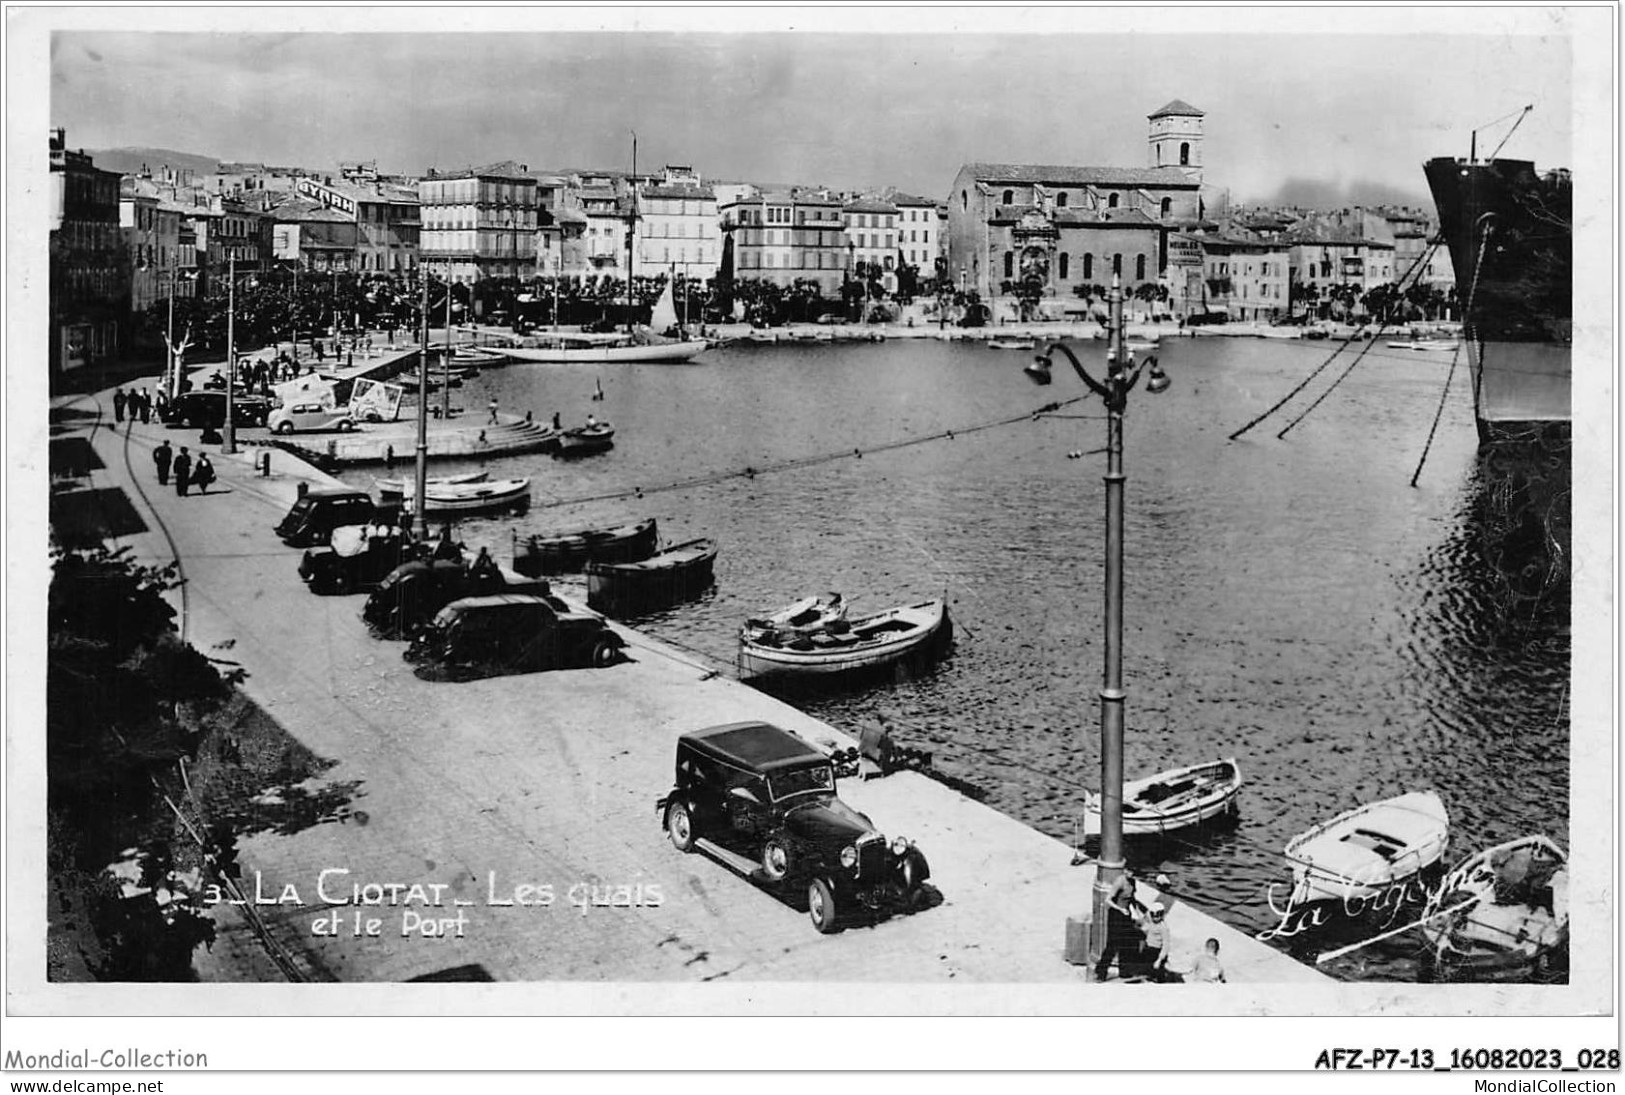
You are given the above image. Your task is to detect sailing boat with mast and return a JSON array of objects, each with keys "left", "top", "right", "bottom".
[{"left": 503, "top": 135, "right": 709, "bottom": 365}]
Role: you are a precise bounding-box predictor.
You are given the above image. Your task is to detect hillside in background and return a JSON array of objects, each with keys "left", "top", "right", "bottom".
[{"left": 83, "top": 146, "right": 219, "bottom": 177}]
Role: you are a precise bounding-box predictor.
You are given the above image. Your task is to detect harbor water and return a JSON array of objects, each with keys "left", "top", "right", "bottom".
[{"left": 350, "top": 334, "right": 1570, "bottom": 982}]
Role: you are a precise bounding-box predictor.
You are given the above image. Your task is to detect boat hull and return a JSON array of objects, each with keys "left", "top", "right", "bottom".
[
  {"left": 1084, "top": 758, "right": 1242, "bottom": 836},
  {"left": 586, "top": 538, "right": 718, "bottom": 612},
  {"left": 393, "top": 479, "right": 531, "bottom": 518},
  {"left": 1420, "top": 834, "right": 1568, "bottom": 980},
  {"left": 737, "top": 600, "right": 951, "bottom": 680},
  {"left": 505, "top": 340, "right": 709, "bottom": 365},
  {"left": 514, "top": 518, "right": 659, "bottom": 576},
  {"left": 1286, "top": 790, "right": 1450, "bottom": 906},
  {"left": 1424, "top": 156, "right": 1571, "bottom": 443}
]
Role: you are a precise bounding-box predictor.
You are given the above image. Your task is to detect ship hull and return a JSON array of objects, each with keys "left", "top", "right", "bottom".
[{"left": 1423, "top": 157, "right": 1571, "bottom": 443}]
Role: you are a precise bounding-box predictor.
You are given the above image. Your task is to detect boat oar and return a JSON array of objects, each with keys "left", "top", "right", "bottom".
[{"left": 1314, "top": 896, "right": 1479, "bottom": 965}]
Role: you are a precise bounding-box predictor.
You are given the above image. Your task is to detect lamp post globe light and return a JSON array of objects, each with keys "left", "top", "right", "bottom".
[{"left": 1022, "top": 274, "right": 1169, "bottom": 981}]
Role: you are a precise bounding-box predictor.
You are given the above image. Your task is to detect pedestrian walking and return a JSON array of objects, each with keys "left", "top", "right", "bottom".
[
  {"left": 153, "top": 439, "right": 173, "bottom": 486},
  {"left": 191, "top": 454, "right": 216, "bottom": 495},
  {"left": 172, "top": 447, "right": 192, "bottom": 497},
  {"left": 139, "top": 389, "right": 153, "bottom": 424},
  {"left": 487, "top": 397, "right": 499, "bottom": 425},
  {"left": 113, "top": 388, "right": 127, "bottom": 423}
]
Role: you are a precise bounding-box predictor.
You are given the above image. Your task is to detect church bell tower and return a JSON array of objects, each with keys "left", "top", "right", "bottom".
[{"left": 1148, "top": 99, "right": 1205, "bottom": 185}]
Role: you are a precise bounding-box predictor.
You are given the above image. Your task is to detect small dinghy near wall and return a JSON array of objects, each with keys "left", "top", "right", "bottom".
[
  {"left": 1420, "top": 834, "right": 1568, "bottom": 980},
  {"left": 1284, "top": 790, "right": 1450, "bottom": 907},
  {"left": 736, "top": 598, "right": 951, "bottom": 681},
  {"left": 1083, "top": 758, "right": 1242, "bottom": 836}
]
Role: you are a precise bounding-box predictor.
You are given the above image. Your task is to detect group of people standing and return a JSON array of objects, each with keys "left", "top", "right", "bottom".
[
  {"left": 113, "top": 387, "right": 160, "bottom": 426},
  {"left": 1094, "top": 872, "right": 1227, "bottom": 984},
  {"left": 151, "top": 440, "right": 216, "bottom": 497}
]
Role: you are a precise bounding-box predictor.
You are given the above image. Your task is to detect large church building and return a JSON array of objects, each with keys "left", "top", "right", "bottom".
[{"left": 945, "top": 99, "right": 1208, "bottom": 305}]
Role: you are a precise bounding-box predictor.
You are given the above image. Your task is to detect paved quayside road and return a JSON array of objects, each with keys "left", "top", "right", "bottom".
[{"left": 51, "top": 377, "right": 1330, "bottom": 999}]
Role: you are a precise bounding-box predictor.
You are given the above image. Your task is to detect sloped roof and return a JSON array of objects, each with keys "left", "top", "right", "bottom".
[
  {"left": 990, "top": 204, "right": 1161, "bottom": 228},
  {"left": 1279, "top": 221, "right": 1393, "bottom": 248},
  {"left": 642, "top": 183, "right": 716, "bottom": 200},
  {"left": 269, "top": 196, "right": 352, "bottom": 224},
  {"left": 1148, "top": 99, "right": 1205, "bottom": 119},
  {"left": 843, "top": 198, "right": 899, "bottom": 214},
  {"left": 964, "top": 163, "right": 1198, "bottom": 188},
  {"left": 886, "top": 191, "right": 937, "bottom": 207}
]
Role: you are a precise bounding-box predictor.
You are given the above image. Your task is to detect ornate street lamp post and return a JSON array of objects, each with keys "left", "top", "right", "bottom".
[
  {"left": 224, "top": 254, "right": 238, "bottom": 454},
  {"left": 1022, "top": 274, "right": 1169, "bottom": 980}
]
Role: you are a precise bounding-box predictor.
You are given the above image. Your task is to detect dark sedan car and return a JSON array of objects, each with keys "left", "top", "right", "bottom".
[
  {"left": 403, "top": 593, "right": 623, "bottom": 680},
  {"left": 162, "top": 389, "right": 272, "bottom": 429},
  {"left": 363, "top": 558, "right": 555, "bottom": 638},
  {"left": 298, "top": 527, "right": 427, "bottom": 595},
  {"left": 657, "top": 721, "right": 932, "bottom": 934}
]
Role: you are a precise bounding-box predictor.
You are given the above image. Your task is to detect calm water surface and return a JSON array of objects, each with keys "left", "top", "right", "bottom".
[{"left": 353, "top": 334, "right": 1571, "bottom": 981}]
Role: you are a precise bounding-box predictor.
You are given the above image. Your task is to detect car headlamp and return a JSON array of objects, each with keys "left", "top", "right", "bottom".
[
  {"left": 839, "top": 845, "right": 857, "bottom": 869},
  {"left": 890, "top": 836, "right": 910, "bottom": 856}
]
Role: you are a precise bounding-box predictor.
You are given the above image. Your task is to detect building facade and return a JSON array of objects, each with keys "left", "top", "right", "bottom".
[
  {"left": 50, "top": 129, "right": 127, "bottom": 377},
  {"left": 889, "top": 192, "right": 940, "bottom": 278},
  {"left": 417, "top": 162, "right": 540, "bottom": 282},
  {"left": 842, "top": 198, "right": 900, "bottom": 293},
  {"left": 269, "top": 197, "right": 361, "bottom": 273},
  {"left": 946, "top": 162, "right": 1198, "bottom": 301},
  {"left": 1197, "top": 235, "right": 1291, "bottom": 321},
  {"left": 297, "top": 175, "right": 421, "bottom": 274},
  {"left": 722, "top": 191, "right": 847, "bottom": 296},
  {"left": 633, "top": 168, "right": 720, "bottom": 280}
]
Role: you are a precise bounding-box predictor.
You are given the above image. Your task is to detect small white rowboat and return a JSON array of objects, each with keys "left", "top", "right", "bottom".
[
  {"left": 1285, "top": 790, "right": 1450, "bottom": 906},
  {"left": 1083, "top": 758, "right": 1242, "bottom": 836}
]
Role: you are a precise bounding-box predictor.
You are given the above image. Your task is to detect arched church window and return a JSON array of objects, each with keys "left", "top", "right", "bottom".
[
  {"left": 1108, "top": 193, "right": 1119, "bottom": 209},
  {"left": 1136, "top": 254, "right": 1146, "bottom": 280},
  {"left": 1161, "top": 198, "right": 1172, "bottom": 218},
  {"left": 1002, "top": 190, "right": 1014, "bottom": 206},
  {"left": 1057, "top": 192, "right": 1068, "bottom": 208},
  {"left": 1059, "top": 253, "right": 1070, "bottom": 279},
  {"left": 1180, "top": 142, "right": 1191, "bottom": 166},
  {"left": 1003, "top": 251, "right": 1014, "bottom": 278},
  {"left": 1083, "top": 253, "right": 1093, "bottom": 280}
]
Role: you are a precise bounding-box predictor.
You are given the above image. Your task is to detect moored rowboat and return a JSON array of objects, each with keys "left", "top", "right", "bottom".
[
  {"left": 741, "top": 592, "right": 847, "bottom": 643},
  {"left": 586, "top": 537, "right": 718, "bottom": 611},
  {"left": 1083, "top": 758, "right": 1242, "bottom": 836},
  {"left": 1285, "top": 790, "right": 1450, "bottom": 906},
  {"left": 1420, "top": 834, "right": 1568, "bottom": 979},
  {"left": 383, "top": 477, "right": 531, "bottom": 518},
  {"left": 513, "top": 518, "right": 659, "bottom": 576},
  {"left": 737, "top": 598, "right": 951, "bottom": 680}
]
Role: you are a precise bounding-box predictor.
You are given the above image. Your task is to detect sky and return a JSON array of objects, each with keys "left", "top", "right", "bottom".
[{"left": 38, "top": 8, "right": 1585, "bottom": 207}]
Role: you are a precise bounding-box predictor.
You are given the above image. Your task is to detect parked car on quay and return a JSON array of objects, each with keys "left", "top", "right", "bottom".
[
  {"left": 362, "top": 558, "right": 555, "bottom": 638},
  {"left": 274, "top": 487, "right": 387, "bottom": 548},
  {"left": 162, "top": 389, "right": 272, "bottom": 429},
  {"left": 657, "top": 721, "right": 933, "bottom": 934},
  {"left": 267, "top": 401, "right": 357, "bottom": 435},
  {"left": 404, "top": 593, "right": 624, "bottom": 680},
  {"left": 298, "top": 525, "right": 428, "bottom": 595}
]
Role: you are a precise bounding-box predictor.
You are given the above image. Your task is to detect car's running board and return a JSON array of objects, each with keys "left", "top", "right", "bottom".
[{"left": 695, "top": 838, "right": 768, "bottom": 881}]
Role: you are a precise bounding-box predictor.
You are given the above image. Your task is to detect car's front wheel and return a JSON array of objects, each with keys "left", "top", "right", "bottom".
[
  {"left": 338, "top": 419, "right": 355, "bottom": 432},
  {"left": 276, "top": 421, "right": 294, "bottom": 435},
  {"left": 589, "top": 636, "right": 619, "bottom": 668},
  {"left": 667, "top": 802, "right": 696, "bottom": 853},
  {"left": 808, "top": 878, "right": 840, "bottom": 934},
  {"left": 761, "top": 836, "right": 792, "bottom": 883}
]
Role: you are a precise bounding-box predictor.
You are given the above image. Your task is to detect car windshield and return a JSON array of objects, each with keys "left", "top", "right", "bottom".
[
  {"left": 286, "top": 497, "right": 314, "bottom": 517},
  {"left": 768, "top": 763, "right": 834, "bottom": 802}
]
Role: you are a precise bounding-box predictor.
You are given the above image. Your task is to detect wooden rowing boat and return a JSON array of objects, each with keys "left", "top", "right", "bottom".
[
  {"left": 1083, "top": 758, "right": 1242, "bottom": 836},
  {"left": 1285, "top": 791, "right": 1450, "bottom": 906},
  {"left": 513, "top": 518, "right": 660, "bottom": 576},
  {"left": 1420, "top": 834, "right": 1568, "bottom": 979},
  {"left": 586, "top": 537, "right": 718, "bottom": 612},
  {"left": 737, "top": 598, "right": 951, "bottom": 680}
]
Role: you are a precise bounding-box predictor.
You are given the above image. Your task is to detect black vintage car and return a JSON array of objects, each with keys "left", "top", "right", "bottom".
[
  {"left": 403, "top": 593, "right": 624, "bottom": 679},
  {"left": 274, "top": 488, "right": 384, "bottom": 548},
  {"left": 298, "top": 526, "right": 428, "bottom": 595},
  {"left": 162, "top": 389, "right": 272, "bottom": 429},
  {"left": 362, "top": 558, "right": 554, "bottom": 638},
  {"left": 657, "top": 721, "right": 932, "bottom": 934}
]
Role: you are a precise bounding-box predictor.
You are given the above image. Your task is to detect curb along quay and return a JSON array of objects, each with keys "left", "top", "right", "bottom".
[{"left": 52, "top": 375, "right": 1329, "bottom": 994}]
